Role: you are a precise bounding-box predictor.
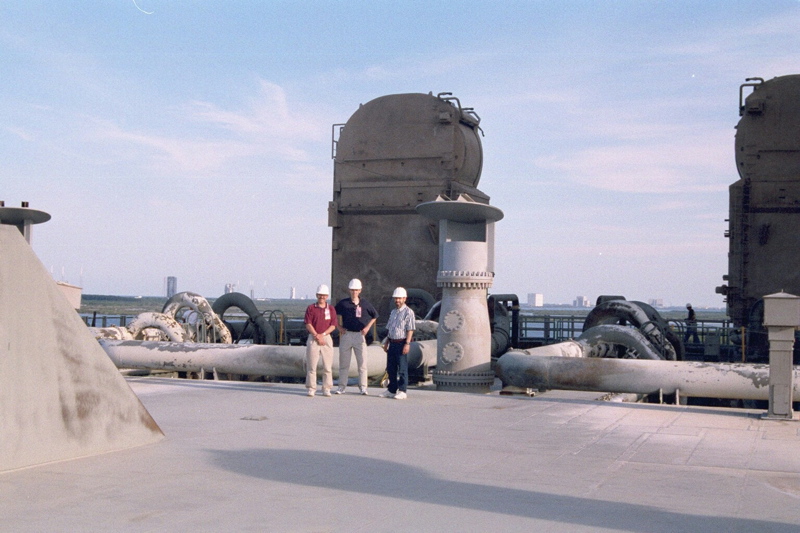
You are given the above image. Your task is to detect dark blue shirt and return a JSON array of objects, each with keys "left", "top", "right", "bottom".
[{"left": 335, "top": 298, "right": 378, "bottom": 332}]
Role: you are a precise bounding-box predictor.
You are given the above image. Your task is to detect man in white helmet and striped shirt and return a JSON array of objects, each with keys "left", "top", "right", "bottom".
[{"left": 380, "top": 287, "right": 415, "bottom": 400}]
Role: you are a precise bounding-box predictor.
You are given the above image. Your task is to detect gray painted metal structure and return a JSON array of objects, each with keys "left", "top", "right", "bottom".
[
  {"left": 417, "top": 195, "right": 503, "bottom": 392},
  {"left": 329, "top": 92, "right": 490, "bottom": 316},
  {"left": 0, "top": 201, "right": 50, "bottom": 244},
  {"left": 717, "top": 75, "right": 800, "bottom": 335}
]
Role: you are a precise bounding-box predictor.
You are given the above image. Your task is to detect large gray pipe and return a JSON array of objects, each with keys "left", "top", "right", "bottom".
[
  {"left": 496, "top": 351, "right": 800, "bottom": 401},
  {"left": 508, "top": 325, "right": 666, "bottom": 360},
  {"left": 100, "top": 339, "right": 437, "bottom": 379}
]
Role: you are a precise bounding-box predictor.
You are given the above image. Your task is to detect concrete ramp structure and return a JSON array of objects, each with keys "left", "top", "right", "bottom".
[{"left": 0, "top": 225, "right": 163, "bottom": 472}]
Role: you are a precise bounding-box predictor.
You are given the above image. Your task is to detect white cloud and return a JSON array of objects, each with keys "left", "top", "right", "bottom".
[
  {"left": 83, "top": 79, "right": 331, "bottom": 176},
  {"left": 185, "top": 79, "right": 324, "bottom": 142},
  {"left": 531, "top": 135, "right": 731, "bottom": 194}
]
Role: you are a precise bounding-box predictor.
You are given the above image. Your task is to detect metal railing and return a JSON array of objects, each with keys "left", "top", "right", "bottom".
[{"left": 514, "top": 313, "right": 745, "bottom": 361}]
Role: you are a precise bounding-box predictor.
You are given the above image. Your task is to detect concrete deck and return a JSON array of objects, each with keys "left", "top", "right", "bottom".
[{"left": 2, "top": 378, "right": 799, "bottom": 532}]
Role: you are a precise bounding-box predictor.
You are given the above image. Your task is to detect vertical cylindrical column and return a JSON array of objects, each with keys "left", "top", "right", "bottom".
[{"left": 417, "top": 196, "right": 503, "bottom": 393}]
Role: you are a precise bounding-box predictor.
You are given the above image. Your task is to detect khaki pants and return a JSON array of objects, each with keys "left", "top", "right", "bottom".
[
  {"left": 338, "top": 330, "right": 368, "bottom": 389},
  {"left": 305, "top": 334, "right": 333, "bottom": 392}
]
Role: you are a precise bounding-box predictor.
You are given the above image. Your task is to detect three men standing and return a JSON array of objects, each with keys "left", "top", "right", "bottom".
[{"left": 335, "top": 278, "right": 378, "bottom": 395}]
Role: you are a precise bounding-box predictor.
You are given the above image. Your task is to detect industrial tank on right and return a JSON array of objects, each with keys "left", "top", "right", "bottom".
[{"left": 717, "top": 75, "right": 800, "bottom": 361}]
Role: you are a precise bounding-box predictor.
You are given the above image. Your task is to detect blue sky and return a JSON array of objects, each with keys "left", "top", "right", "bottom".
[{"left": 3, "top": 1, "right": 800, "bottom": 307}]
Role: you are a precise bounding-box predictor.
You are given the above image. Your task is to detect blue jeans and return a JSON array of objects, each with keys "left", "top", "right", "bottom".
[{"left": 386, "top": 342, "right": 408, "bottom": 393}]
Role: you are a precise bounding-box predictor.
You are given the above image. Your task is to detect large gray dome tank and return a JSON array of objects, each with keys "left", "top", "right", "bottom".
[
  {"left": 719, "top": 75, "right": 800, "bottom": 352},
  {"left": 334, "top": 92, "right": 483, "bottom": 189},
  {"left": 329, "top": 92, "right": 490, "bottom": 316},
  {"left": 735, "top": 74, "right": 800, "bottom": 180}
]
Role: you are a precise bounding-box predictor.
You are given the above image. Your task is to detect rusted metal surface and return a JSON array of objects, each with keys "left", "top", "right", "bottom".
[
  {"left": 100, "top": 339, "right": 438, "bottom": 379},
  {"left": 496, "top": 350, "right": 800, "bottom": 400},
  {"left": 127, "top": 312, "right": 187, "bottom": 342},
  {"left": 90, "top": 292, "right": 235, "bottom": 344},
  {"left": 162, "top": 291, "right": 232, "bottom": 343}
]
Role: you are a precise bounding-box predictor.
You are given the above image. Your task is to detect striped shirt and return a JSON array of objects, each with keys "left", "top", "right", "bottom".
[{"left": 386, "top": 304, "right": 415, "bottom": 340}]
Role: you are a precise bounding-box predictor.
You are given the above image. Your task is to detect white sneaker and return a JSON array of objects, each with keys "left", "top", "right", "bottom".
[
  {"left": 334, "top": 387, "right": 345, "bottom": 395},
  {"left": 307, "top": 389, "right": 315, "bottom": 397},
  {"left": 379, "top": 390, "right": 395, "bottom": 398},
  {"left": 323, "top": 390, "right": 332, "bottom": 397},
  {"left": 394, "top": 391, "right": 407, "bottom": 400},
  {"left": 360, "top": 387, "right": 368, "bottom": 396}
]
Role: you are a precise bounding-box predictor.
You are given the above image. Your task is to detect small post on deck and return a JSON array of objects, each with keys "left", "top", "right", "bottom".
[{"left": 762, "top": 291, "right": 800, "bottom": 420}]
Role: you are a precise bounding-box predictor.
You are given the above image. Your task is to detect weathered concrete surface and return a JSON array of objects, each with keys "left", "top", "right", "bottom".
[
  {"left": 0, "top": 225, "right": 163, "bottom": 472},
  {"left": 1, "top": 378, "right": 799, "bottom": 531}
]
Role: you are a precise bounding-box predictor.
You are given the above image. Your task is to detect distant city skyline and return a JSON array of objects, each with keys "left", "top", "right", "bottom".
[{"left": 4, "top": 2, "right": 800, "bottom": 308}]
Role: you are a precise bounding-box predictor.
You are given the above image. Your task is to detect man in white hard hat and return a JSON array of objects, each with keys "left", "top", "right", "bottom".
[
  {"left": 334, "top": 278, "right": 378, "bottom": 395},
  {"left": 380, "top": 287, "right": 415, "bottom": 400},
  {"left": 304, "top": 284, "right": 337, "bottom": 397}
]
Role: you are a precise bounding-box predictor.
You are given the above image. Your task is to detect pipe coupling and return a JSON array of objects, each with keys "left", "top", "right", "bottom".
[
  {"left": 436, "top": 270, "right": 494, "bottom": 289},
  {"left": 432, "top": 369, "right": 495, "bottom": 389}
]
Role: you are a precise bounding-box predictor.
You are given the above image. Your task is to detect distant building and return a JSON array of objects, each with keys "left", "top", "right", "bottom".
[
  {"left": 57, "top": 281, "right": 82, "bottom": 310},
  {"left": 290, "top": 287, "right": 296, "bottom": 299},
  {"left": 224, "top": 283, "right": 236, "bottom": 294},
  {"left": 648, "top": 298, "right": 664, "bottom": 308},
  {"left": 166, "top": 276, "right": 177, "bottom": 298},
  {"left": 527, "top": 293, "right": 544, "bottom": 307},
  {"left": 250, "top": 289, "right": 255, "bottom": 300},
  {"left": 573, "top": 296, "right": 590, "bottom": 307}
]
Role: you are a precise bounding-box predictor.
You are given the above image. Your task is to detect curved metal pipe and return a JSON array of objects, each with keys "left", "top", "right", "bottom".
[
  {"left": 126, "top": 312, "right": 186, "bottom": 342},
  {"left": 583, "top": 300, "right": 676, "bottom": 360},
  {"left": 211, "top": 292, "right": 277, "bottom": 344},
  {"left": 488, "top": 294, "right": 518, "bottom": 358},
  {"left": 577, "top": 325, "right": 665, "bottom": 360},
  {"left": 496, "top": 351, "right": 800, "bottom": 401},
  {"left": 161, "top": 291, "right": 232, "bottom": 344},
  {"left": 89, "top": 325, "right": 133, "bottom": 341},
  {"left": 100, "top": 339, "right": 438, "bottom": 379},
  {"left": 630, "top": 300, "right": 685, "bottom": 360}
]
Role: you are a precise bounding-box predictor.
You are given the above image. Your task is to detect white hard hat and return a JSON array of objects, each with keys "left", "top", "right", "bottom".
[
  {"left": 686, "top": 303, "right": 692, "bottom": 308},
  {"left": 392, "top": 287, "right": 407, "bottom": 298},
  {"left": 348, "top": 278, "right": 362, "bottom": 290},
  {"left": 316, "top": 284, "right": 330, "bottom": 296}
]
